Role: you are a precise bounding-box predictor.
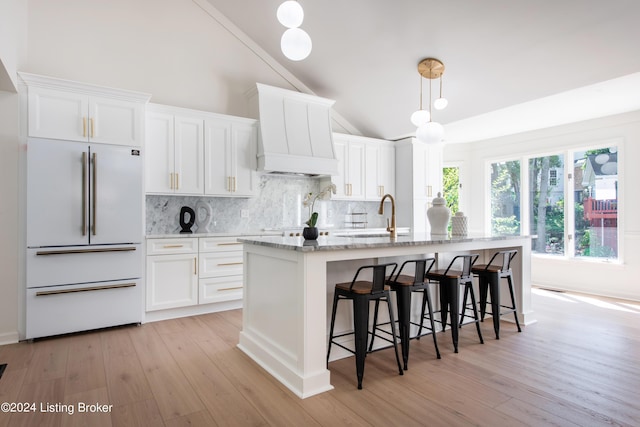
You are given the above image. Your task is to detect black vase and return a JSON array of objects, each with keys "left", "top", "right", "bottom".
[{"left": 302, "top": 226, "right": 319, "bottom": 240}]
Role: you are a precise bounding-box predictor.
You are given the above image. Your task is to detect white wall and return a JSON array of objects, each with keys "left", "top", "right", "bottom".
[
  {"left": 444, "top": 111, "right": 640, "bottom": 301},
  {"left": 0, "top": 0, "right": 27, "bottom": 91},
  {"left": 0, "top": 0, "right": 27, "bottom": 345},
  {"left": 0, "top": 0, "right": 325, "bottom": 342}
]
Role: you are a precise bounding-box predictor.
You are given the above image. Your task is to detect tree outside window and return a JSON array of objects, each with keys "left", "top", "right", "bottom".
[{"left": 491, "top": 160, "right": 520, "bottom": 236}]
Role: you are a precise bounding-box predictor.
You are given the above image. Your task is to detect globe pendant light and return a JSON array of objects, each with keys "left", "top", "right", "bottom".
[
  {"left": 416, "top": 121, "right": 444, "bottom": 144},
  {"left": 410, "top": 74, "right": 430, "bottom": 126},
  {"left": 434, "top": 74, "right": 448, "bottom": 110},
  {"left": 413, "top": 58, "right": 447, "bottom": 144},
  {"left": 281, "top": 28, "right": 312, "bottom": 61},
  {"left": 277, "top": 1, "right": 304, "bottom": 28},
  {"left": 276, "top": 1, "right": 312, "bottom": 61}
]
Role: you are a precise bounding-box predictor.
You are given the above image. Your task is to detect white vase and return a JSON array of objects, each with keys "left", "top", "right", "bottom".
[
  {"left": 451, "top": 211, "right": 468, "bottom": 236},
  {"left": 427, "top": 192, "right": 451, "bottom": 236}
]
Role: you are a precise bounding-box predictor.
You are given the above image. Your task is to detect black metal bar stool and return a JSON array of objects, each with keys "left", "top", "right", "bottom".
[
  {"left": 327, "top": 262, "right": 403, "bottom": 389},
  {"left": 368, "top": 258, "right": 441, "bottom": 370},
  {"left": 471, "top": 250, "right": 522, "bottom": 339},
  {"left": 423, "top": 254, "right": 483, "bottom": 353}
]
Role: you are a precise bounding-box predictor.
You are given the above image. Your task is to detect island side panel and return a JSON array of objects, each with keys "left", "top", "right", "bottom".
[{"left": 239, "top": 243, "right": 332, "bottom": 398}]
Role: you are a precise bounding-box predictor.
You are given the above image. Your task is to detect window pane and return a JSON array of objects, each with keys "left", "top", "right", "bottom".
[
  {"left": 574, "top": 148, "right": 618, "bottom": 259},
  {"left": 443, "top": 166, "right": 460, "bottom": 233},
  {"left": 491, "top": 161, "right": 520, "bottom": 236},
  {"left": 529, "top": 154, "right": 565, "bottom": 254}
]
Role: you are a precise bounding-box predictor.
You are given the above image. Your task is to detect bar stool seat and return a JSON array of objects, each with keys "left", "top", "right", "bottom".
[
  {"left": 471, "top": 250, "right": 522, "bottom": 339},
  {"left": 327, "top": 262, "right": 403, "bottom": 389},
  {"left": 424, "top": 254, "right": 484, "bottom": 353},
  {"left": 369, "top": 258, "right": 441, "bottom": 370}
]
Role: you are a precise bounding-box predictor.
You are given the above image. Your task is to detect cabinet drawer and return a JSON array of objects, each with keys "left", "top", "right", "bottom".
[
  {"left": 199, "top": 236, "right": 244, "bottom": 253},
  {"left": 199, "top": 252, "right": 243, "bottom": 277},
  {"left": 27, "top": 245, "right": 141, "bottom": 288},
  {"left": 199, "top": 276, "right": 243, "bottom": 304},
  {"left": 147, "top": 238, "right": 198, "bottom": 255},
  {"left": 26, "top": 278, "right": 142, "bottom": 339}
]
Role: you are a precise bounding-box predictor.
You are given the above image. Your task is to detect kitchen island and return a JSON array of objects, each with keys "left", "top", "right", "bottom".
[{"left": 237, "top": 233, "right": 533, "bottom": 398}]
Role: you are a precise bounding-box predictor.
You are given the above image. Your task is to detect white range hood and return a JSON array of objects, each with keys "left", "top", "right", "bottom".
[{"left": 251, "top": 83, "right": 338, "bottom": 176}]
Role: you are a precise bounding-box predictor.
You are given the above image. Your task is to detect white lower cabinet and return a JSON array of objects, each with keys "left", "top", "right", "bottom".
[
  {"left": 146, "top": 238, "right": 199, "bottom": 311},
  {"left": 146, "top": 236, "right": 246, "bottom": 313},
  {"left": 198, "top": 237, "right": 244, "bottom": 304}
]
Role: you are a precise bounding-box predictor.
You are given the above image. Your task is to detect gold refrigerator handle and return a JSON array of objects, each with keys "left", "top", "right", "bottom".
[
  {"left": 92, "top": 152, "right": 97, "bottom": 235},
  {"left": 36, "top": 282, "right": 136, "bottom": 296},
  {"left": 36, "top": 247, "right": 137, "bottom": 256},
  {"left": 82, "top": 152, "right": 87, "bottom": 236}
]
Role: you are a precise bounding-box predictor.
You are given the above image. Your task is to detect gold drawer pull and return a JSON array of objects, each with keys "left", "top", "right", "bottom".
[
  {"left": 217, "top": 262, "right": 243, "bottom": 266},
  {"left": 163, "top": 244, "right": 184, "bottom": 248},
  {"left": 218, "top": 286, "right": 243, "bottom": 292},
  {"left": 216, "top": 242, "right": 242, "bottom": 246}
]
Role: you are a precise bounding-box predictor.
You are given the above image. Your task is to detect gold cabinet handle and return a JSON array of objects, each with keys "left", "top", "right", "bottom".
[
  {"left": 427, "top": 185, "right": 433, "bottom": 197},
  {"left": 217, "top": 242, "right": 242, "bottom": 246},
  {"left": 194, "top": 257, "right": 197, "bottom": 275},
  {"left": 176, "top": 173, "right": 179, "bottom": 189},
  {"left": 217, "top": 262, "right": 243, "bottom": 266},
  {"left": 82, "top": 117, "right": 87, "bottom": 137},
  {"left": 233, "top": 177, "right": 237, "bottom": 192},
  {"left": 163, "top": 244, "right": 184, "bottom": 248},
  {"left": 90, "top": 118, "right": 95, "bottom": 138},
  {"left": 81, "top": 152, "right": 87, "bottom": 236},
  {"left": 218, "top": 286, "right": 243, "bottom": 292}
]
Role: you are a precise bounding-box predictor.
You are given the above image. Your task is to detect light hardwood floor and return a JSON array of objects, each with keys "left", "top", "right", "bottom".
[{"left": 1, "top": 287, "right": 639, "bottom": 427}]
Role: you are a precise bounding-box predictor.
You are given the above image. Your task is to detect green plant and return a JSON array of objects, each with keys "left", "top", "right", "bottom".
[{"left": 303, "top": 184, "right": 336, "bottom": 227}]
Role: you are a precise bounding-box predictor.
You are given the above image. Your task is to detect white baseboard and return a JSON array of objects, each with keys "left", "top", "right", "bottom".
[{"left": 0, "top": 331, "right": 19, "bottom": 346}]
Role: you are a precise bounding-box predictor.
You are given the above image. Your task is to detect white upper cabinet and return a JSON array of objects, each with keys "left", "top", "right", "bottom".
[
  {"left": 329, "top": 133, "right": 395, "bottom": 201},
  {"left": 395, "top": 138, "right": 443, "bottom": 233},
  {"left": 365, "top": 140, "right": 395, "bottom": 200},
  {"left": 145, "top": 106, "right": 204, "bottom": 195},
  {"left": 331, "top": 135, "right": 366, "bottom": 200},
  {"left": 204, "top": 117, "right": 258, "bottom": 197},
  {"left": 20, "top": 73, "right": 149, "bottom": 146}
]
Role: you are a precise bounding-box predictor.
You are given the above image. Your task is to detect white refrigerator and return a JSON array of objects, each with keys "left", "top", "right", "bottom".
[{"left": 26, "top": 137, "right": 143, "bottom": 339}]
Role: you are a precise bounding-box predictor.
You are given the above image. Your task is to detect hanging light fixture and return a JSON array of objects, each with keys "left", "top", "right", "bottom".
[
  {"left": 277, "top": 1, "right": 312, "bottom": 61},
  {"left": 410, "top": 73, "right": 430, "bottom": 126},
  {"left": 434, "top": 74, "right": 448, "bottom": 110},
  {"left": 277, "top": 1, "right": 304, "bottom": 28},
  {"left": 413, "top": 58, "right": 447, "bottom": 144}
]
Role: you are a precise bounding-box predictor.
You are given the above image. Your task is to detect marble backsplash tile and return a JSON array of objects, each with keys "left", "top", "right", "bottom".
[{"left": 146, "top": 175, "right": 387, "bottom": 235}]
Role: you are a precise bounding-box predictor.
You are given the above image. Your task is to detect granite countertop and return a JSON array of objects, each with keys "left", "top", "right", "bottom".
[
  {"left": 146, "top": 227, "right": 411, "bottom": 240},
  {"left": 238, "top": 233, "right": 530, "bottom": 252}
]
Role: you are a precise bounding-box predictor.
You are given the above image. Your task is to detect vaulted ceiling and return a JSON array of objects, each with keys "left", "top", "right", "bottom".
[{"left": 204, "top": 0, "right": 640, "bottom": 143}]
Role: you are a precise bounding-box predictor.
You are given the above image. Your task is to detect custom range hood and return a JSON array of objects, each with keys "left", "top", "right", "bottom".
[{"left": 250, "top": 83, "right": 338, "bottom": 176}]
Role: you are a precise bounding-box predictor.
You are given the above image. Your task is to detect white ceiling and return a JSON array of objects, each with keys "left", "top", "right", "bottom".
[{"left": 204, "top": 0, "right": 640, "bottom": 143}]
